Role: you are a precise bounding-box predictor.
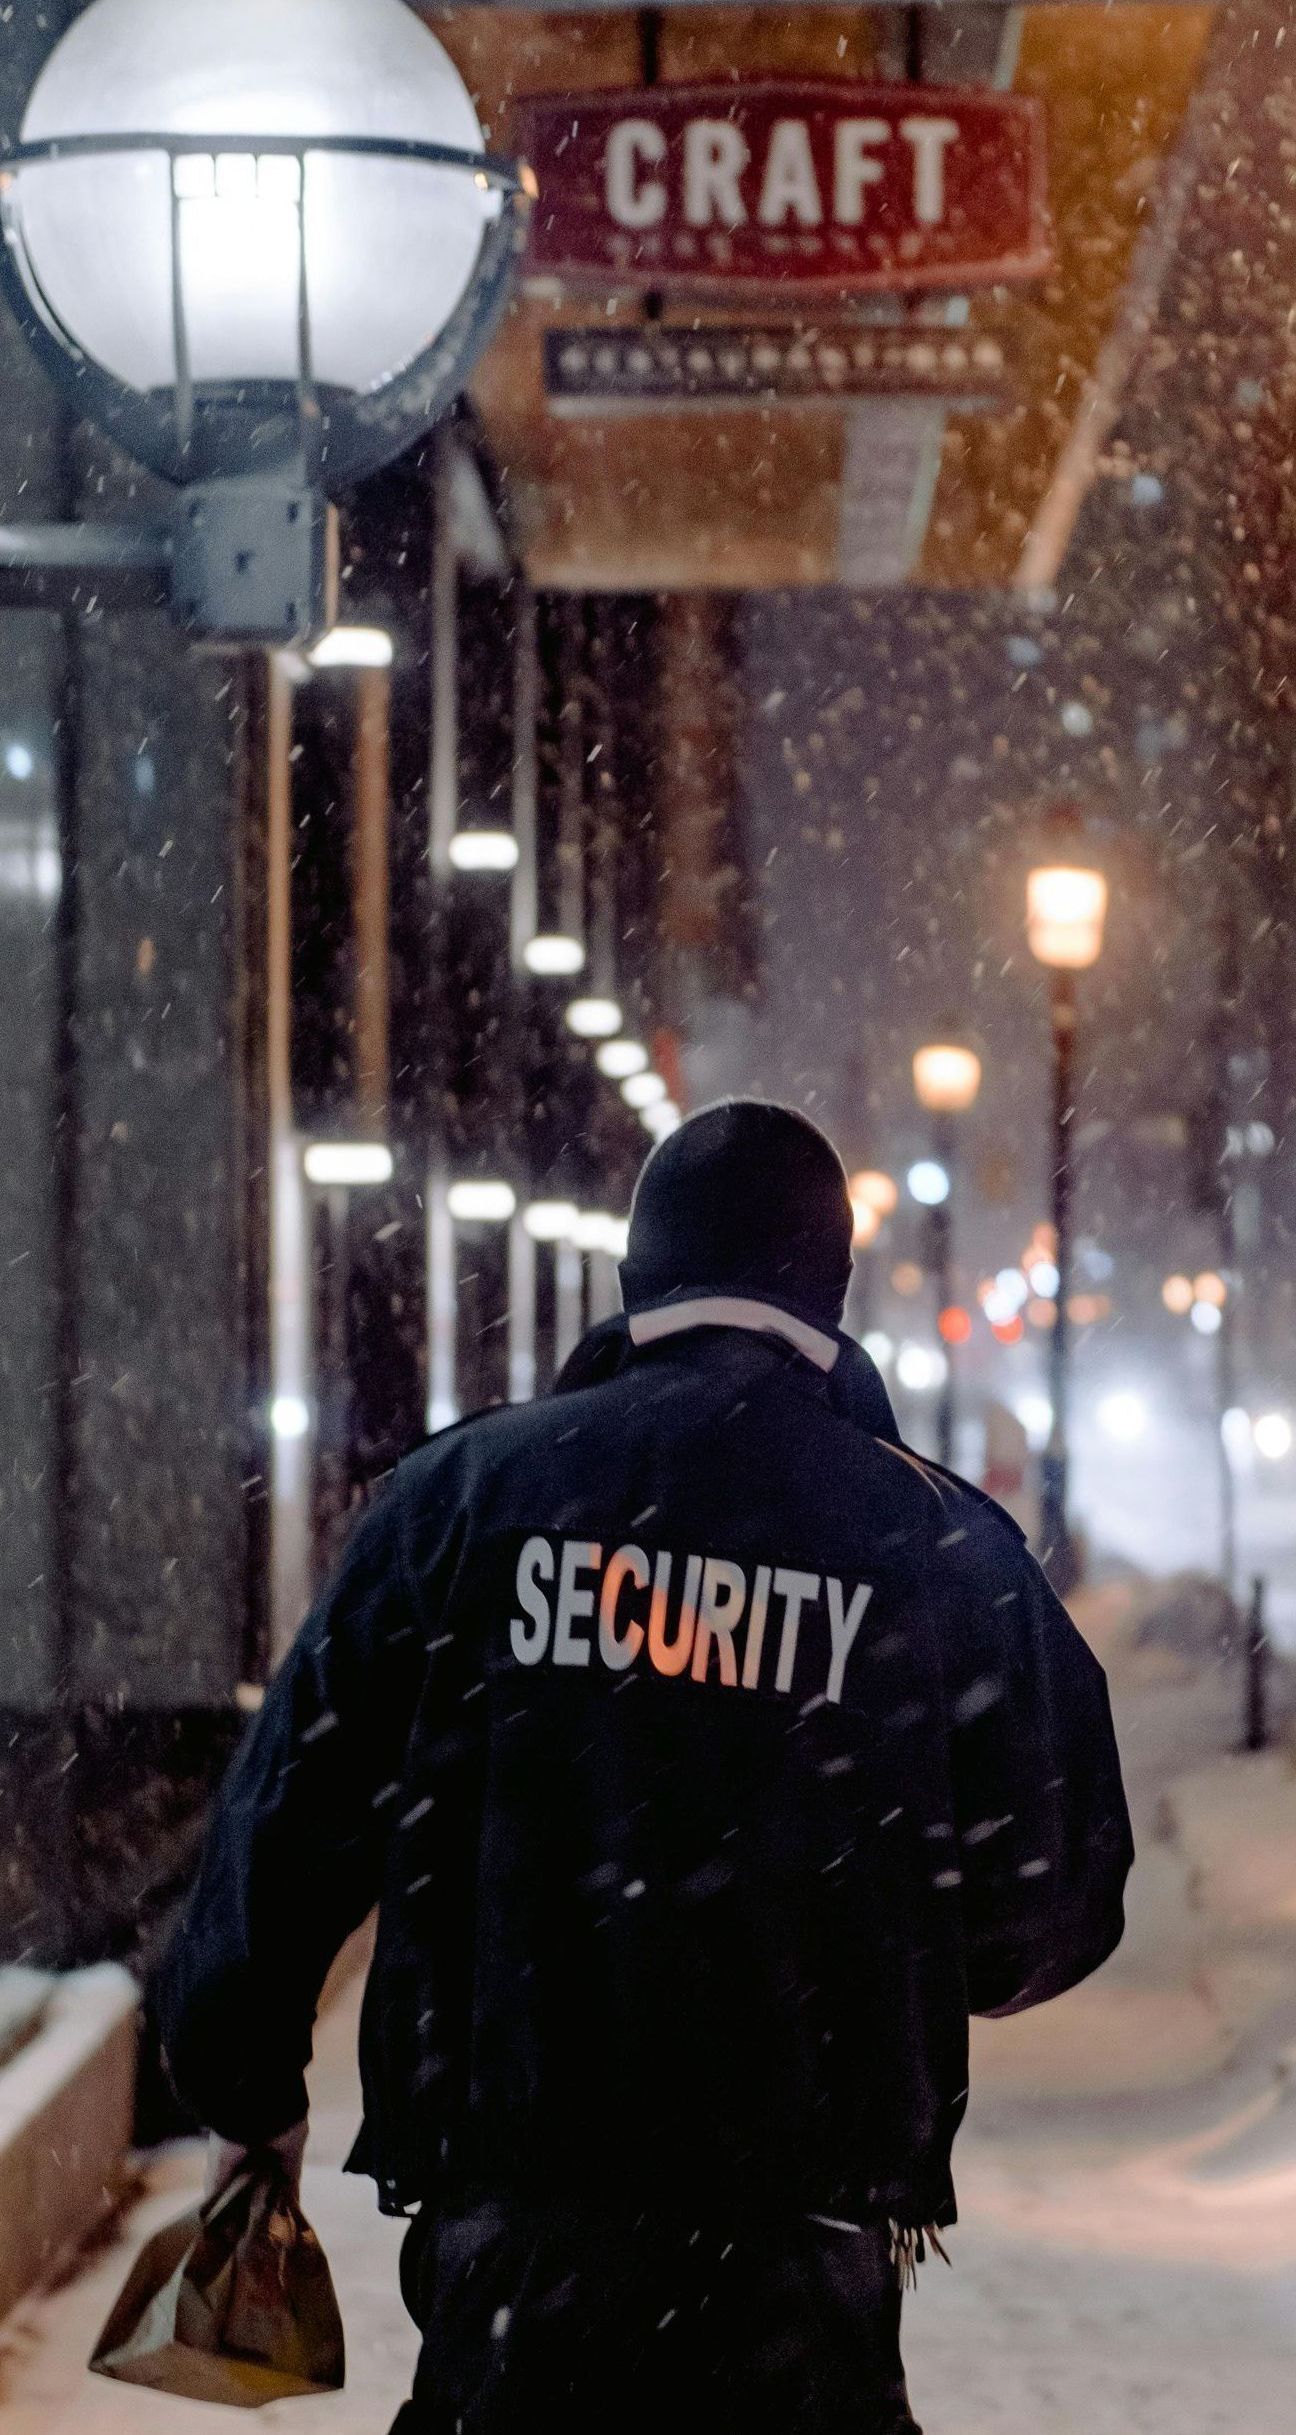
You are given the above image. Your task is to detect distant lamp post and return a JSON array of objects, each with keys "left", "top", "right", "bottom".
[
  {"left": 0, "top": 0, "right": 532, "bottom": 643},
  {"left": 565, "top": 996, "right": 623, "bottom": 1040},
  {"left": 1025, "top": 860, "right": 1108, "bottom": 974},
  {"left": 446, "top": 1180, "right": 518, "bottom": 1225},
  {"left": 913, "top": 1033, "right": 982, "bottom": 1468},
  {"left": 849, "top": 1168, "right": 899, "bottom": 1219},
  {"left": 596, "top": 1038, "right": 649, "bottom": 1081},
  {"left": 912, "top": 1041, "right": 983, "bottom": 1119},
  {"left": 850, "top": 1197, "right": 881, "bottom": 1250},
  {"left": 1027, "top": 815, "right": 1109, "bottom": 1593},
  {"left": 523, "top": 935, "right": 585, "bottom": 979}
]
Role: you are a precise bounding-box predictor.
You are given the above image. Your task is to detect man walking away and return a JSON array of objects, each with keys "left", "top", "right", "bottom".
[{"left": 157, "top": 1099, "right": 1134, "bottom": 2434}]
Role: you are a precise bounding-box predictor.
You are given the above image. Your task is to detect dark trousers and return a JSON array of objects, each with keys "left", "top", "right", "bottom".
[{"left": 390, "top": 2200, "right": 922, "bottom": 2434}]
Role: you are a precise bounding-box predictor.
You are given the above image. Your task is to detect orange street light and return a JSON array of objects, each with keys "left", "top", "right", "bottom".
[
  {"left": 912, "top": 1027, "right": 982, "bottom": 1468},
  {"left": 851, "top": 1196, "right": 881, "bottom": 1250},
  {"left": 912, "top": 1040, "right": 983, "bottom": 1115},
  {"left": 1025, "top": 863, "right": 1109, "bottom": 972},
  {"left": 849, "top": 1167, "right": 899, "bottom": 1218},
  {"left": 1026, "top": 809, "right": 1108, "bottom": 1595}
]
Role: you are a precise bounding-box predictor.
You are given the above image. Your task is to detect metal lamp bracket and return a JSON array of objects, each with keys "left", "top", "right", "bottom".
[
  {"left": 0, "top": 485, "right": 338, "bottom": 645},
  {"left": 0, "top": 129, "right": 533, "bottom": 643}
]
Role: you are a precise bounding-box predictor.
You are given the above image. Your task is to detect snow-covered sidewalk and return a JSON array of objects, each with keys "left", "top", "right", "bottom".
[
  {"left": 903, "top": 1588, "right": 1296, "bottom": 2433},
  {"left": 4, "top": 1582, "right": 1296, "bottom": 2433},
  {"left": 0, "top": 1978, "right": 417, "bottom": 2434}
]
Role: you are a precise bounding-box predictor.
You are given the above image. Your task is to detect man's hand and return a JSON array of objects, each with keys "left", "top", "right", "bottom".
[{"left": 203, "top": 2118, "right": 309, "bottom": 2205}]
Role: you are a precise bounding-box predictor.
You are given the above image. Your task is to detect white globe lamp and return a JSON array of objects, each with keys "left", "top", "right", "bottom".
[{"left": 0, "top": 0, "right": 532, "bottom": 641}]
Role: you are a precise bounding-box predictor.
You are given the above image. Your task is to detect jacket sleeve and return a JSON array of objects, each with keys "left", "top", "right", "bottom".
[
  {"left": 938, "top": 1515, "right": 1135, "bottom": 2018},
  {"left": 154, "top": 1477, "right": 423, "bottom": 2144}
]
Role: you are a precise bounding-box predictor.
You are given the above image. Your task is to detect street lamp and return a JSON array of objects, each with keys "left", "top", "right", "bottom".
[
  {"left": 850, "top": 1198, "right": 881, "bottom": 1250},
  {"left": 913, "top": 1032, "right": 982, "bottom": 1468},
  {"left": 1026, "top": 815, "right": 1109, "bottom": 1593},
  {"left": 565, "top": 997, "right": 623, "bottom": 1040},
  {"left": 846, "top": 1170, "right": 896, "bottom": 1337},
  {"left": 0, "top": 0, "right": 533, "bottom": 643},
  {"left": 849, "top": 1168, "right": 899, "bottom": 1220},
  {"left": 912, "top": 1043, "right": 983, "bottom": 1120}
]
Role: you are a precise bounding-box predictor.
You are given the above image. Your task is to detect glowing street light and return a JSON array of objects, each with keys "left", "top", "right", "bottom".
[
  {"left": 522, "top": 1200, "right": 578, "bottom": 1244},
  {"left": 448, "top": 830, "right": 519, "bottom": 874},
  {"left": 1254, "top": 1412, "right": 1293, "bottom": 1462},
  {"left": 913, "top": 1029, "right": 982, "bottom": 1467},
  {"left": 1027, "top": 810, "right": 1108, "bottom": 1592},
  {"left": 848, "top": 1168, "right": 895, "bottom": 1329},
  {"left": 596, "top": 1038, "right": 649, "bottom": 1081},
  {"left": 907, "top": 1159, "right": 950, "bottom": 1208},
  {"left": 523, "top": 934, "right": 585, "bottom": 979},
  {"left": 896, "top": 1342, "right": 948, "bottom": 1394},
  {"left": 0, "top": 0, "right": 533, "bottom": 643},
  {"left": 446, "top": 1179, "right": 516, "bottom": 1223},
  {"left": 308, "top": 626, "right": 395, "bottom": 671},
  {"left": 849, "top": 1169, "right": 899, "bottom": 1218},
  {"left": 912, "top": 1041, "right": 983, "bottom": 1116},
  {"left": 565, "top": 997, "right": 623, "bottom": 1040},
  {"left": 1025, "top": 863, "right": 1109, "bottom": 972},
  {"left": 622, "top": 1071, "right": 668, "bottom": 1111},
  {"left": 303, "top": 1141, "right": 393, "bottom": 1186},
  {"left": 1015, "top": 1393, "right": 1053, "bottom": 1450},
  {"left": 1097, "top": 1390, "right": 1147, "bottom": 1444}
]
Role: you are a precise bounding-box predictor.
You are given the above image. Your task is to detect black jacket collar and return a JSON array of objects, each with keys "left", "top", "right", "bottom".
[{"left": 554, "top": 1300, "right": 903, "bottom": 1447}]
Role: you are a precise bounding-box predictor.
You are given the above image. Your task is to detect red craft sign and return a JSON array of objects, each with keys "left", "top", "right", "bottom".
[{"left": 517, "top": 82, "right": 1051, "bottom": 298}]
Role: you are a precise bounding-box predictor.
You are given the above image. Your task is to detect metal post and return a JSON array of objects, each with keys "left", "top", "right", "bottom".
[
  {"left": 846, "top": 1244, "right": 873, "bottom": 1342},
  {"left": 353, "top": 662, "right": 391, "bottom": 1131},
  {"left": 1214, "top": 884, "right": 1241, "bottom": 1603},
  {"left": 930, "top": 1114, "right": 955, "bottom": 1469},
  {"left": 426, "top": 1169, "right": 458, "bottom": 1433},
  {"left": 510, "top": 576, "right": 539, "bottom": 976},
  {"left": 266, "top": 652, "right": 314, "bottom": 1662},
  {"left": 587, "top": 599, "right": 620, "bottom": 1003},
  {"left": 508, "top": 1215, "right": 537, "bottom": 1405},
  {"left": 1217, "top": 1195, "right": 1240, "bottom": 1602},
  {"left": 556, "top": 596, "right": 587, "bottom": 949},
  {"left": 315, "top": 1184, "right": 352, "bottom": 1579},
  {"left": 554, "top": 1239, "right": 584, "bottom": 1371},
  {"left": 1244, "top": 1575, "right": 1269, "bottom": 1753},
  {"left": 587, "top": 1247, "right": 619, "bottom": 1327},
  {"left": 428, "top": 423, "right": 458, "bottom": 880},
  {"left": 1040, "top": 967, "right": 1078, "bottom": 1594}
]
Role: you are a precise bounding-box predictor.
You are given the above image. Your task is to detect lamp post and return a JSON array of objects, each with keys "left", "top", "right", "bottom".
[
  {"left": 912, "top": 1037, "right": 982, "bottom": 1468},
  {"left": 845, "top": 1171, "right": 896, "bottom": 1338},
  {"left": 1026, "top": 822, "right": 1109, "bottom": 1594},
  {"left": 850, "top": 1169, "right": 899, "bottom": 1229},
  {"left": 0, "top": 0, "right": 533, "bottom": 644}
]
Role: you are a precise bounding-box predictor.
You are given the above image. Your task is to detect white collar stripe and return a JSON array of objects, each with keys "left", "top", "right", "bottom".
[{"left": 627, "top": 1296, "right": 840, "bottom": 1373}]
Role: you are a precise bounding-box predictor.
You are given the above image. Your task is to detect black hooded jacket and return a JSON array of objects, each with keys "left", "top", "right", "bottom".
[{"left": 156, "top": 1302, "right": 1133, "bottom": 2231}]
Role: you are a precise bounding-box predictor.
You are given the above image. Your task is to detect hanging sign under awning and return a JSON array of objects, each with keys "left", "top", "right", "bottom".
[
  {"left": 516, "top": 82, "right": 1051, "bottom": 299},
  {"left": 543, "top": 324, "right": 1015, "bottom": 413}
]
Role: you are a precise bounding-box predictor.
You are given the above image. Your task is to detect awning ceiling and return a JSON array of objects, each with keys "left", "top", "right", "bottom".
[{"left": 426, "top": 6, "right": 1215, "bottom": 590}]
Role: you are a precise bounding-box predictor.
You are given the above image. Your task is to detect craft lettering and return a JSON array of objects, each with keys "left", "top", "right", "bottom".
[
  {"left": 519, "top": 83, "right": 1051, "bottom": 298},
  {"left": 604, "top": 112, "right": 961, "bottom": 237},
  {"left": 511, "top": 1535, "right": 872, "bottom": 1704}
]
